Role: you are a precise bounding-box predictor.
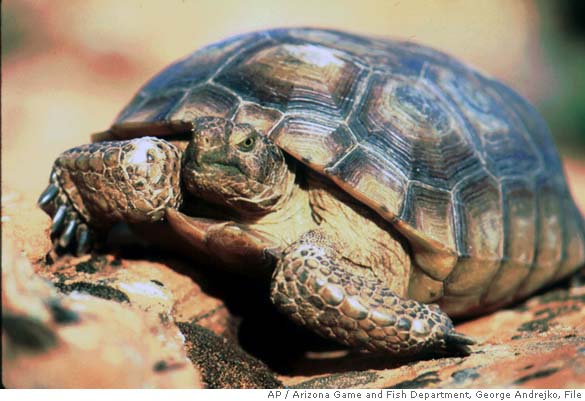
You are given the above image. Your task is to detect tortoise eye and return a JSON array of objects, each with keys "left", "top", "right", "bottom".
[{"left": 238, "top": 136, "right": 256, "bottom": 152}]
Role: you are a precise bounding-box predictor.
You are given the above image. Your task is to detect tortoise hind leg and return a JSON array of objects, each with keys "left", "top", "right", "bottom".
[
  {"left": 39, "top": 137, "right": 182, "bottom": 254},
  {"left": 270, "top": 230, "right": 474, "bottom": 356}
]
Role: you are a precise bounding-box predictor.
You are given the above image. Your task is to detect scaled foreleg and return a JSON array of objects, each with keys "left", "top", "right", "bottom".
[{"left": 38, "top": 137, "right": 182, "bottom": 254}]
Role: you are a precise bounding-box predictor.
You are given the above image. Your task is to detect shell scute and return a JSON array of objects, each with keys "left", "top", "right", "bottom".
[
  {"left": 112, "top": 33, "right": 264, "bottom": 136},
  {"left": 168, "top": 84, "right": 239, "bottom": 122},
  {"left": 555, "top": 197, "right": 585, "bottom": 281},
  {"left": 233, "top": 103, "right": 283, "bottom": 136},
  {"left": 516, "top": 174, "right": 565, "bottom": 298},
  {"left": 490, "top": 79, "right": 563, "bottom": 172},
  {"left": 271, "top": 118, "right": 356, "bottom": 170},
  {"left": 350, "top": 73, "right": 483, "bottom": 191},
  {"left": 445, "top": 172, "right": 503, "bottom": 296},
  {"left": 117, "top": 90, "right": 186, "bottom": 130},
  {"left": 216, "top": 42, "right": 365, "bottom": 118},
  {"left": 400, "top": 183, "right": 456, "bottom": 265},
  {"left": 439, "top": 71, "right": 543, "bottom": 178},
  {"left": 101, "top": 28, "right": 585, "bottom": 313},
  {"left": 481, "top": 178, "right": 536, "bottom": 305},
  {"left": 326, "top": 146, "right": 407, "bottom": 220}
]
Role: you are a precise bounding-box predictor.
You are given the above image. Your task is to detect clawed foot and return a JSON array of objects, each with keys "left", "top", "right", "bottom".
[
  {"left": 271, "top": 230, "right": 476, "bottom": 356},
  {"left": 443, "top": 331, "right": 475, "bottom": 356},
  {"left": 38, "top": 171, "right": 93, "bottom": 255}
]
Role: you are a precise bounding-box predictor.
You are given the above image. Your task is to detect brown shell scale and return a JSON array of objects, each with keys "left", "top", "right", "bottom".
[{"left": 103, "top": 28, "right": 585, "bottom": 316}]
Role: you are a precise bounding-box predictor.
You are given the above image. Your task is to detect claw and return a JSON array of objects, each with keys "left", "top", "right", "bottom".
[
  {"left": 51, "top": 205, "right": 68, "bottom": 235},
  {"left": 75, "top": 224, "right": 90, "bottom": 255},
  {"left": 447, "top": 332, "right": 475, "bottom": 345},
  {"left": 38, "top": 184, "right": 59, "bottom": 207},
  {"left": 444, "top": 332, "right": 475, "bottom": 355},
  {"left": 264, "top": 246, "right": 283, "bottom": 261},
  {"left": 59, "top": 218, "right": 78, "bottom": 248}
]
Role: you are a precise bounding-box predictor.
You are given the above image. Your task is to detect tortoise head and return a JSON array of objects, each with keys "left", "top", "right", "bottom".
[{"left": 182, "top": 117, "right": 295, "bottom": 217}]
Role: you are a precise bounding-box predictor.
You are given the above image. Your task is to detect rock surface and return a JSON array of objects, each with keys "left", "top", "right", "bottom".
[
  {"left": 2, "top": 236, "right": 202, "bottom": 388},
  {"left": 282, "top": 272, "right": 585, "bottom": 388},
  {"left": 2, "top": 183, "right": 584, "bottom": 388},
  {"left": 2, "top": 194, "right": 281, "bottom": 388}
]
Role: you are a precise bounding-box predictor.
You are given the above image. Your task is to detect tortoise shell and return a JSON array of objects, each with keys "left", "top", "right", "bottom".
[{"left": 99, "top": 28, "right": 585, "bottom": 314}]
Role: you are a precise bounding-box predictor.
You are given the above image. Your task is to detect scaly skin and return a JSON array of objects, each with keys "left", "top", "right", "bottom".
[
  {"left": 40, "top": 118, "right": 474, "bottom": 355},
  {"left": 270, "top": 230, "right": 474, "bottom": 355},
  {"left": 39, "top": 137, "right": 182, "bottom": 253}
]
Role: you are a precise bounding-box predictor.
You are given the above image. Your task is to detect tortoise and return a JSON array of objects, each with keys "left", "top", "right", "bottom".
[{"left": 38, "top": 28, "right": 585, "bottom": 356}]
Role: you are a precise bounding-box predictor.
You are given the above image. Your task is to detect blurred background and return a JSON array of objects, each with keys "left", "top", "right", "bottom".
[{"left": 2, "top": 0, "right": 585, "bottom": 208}]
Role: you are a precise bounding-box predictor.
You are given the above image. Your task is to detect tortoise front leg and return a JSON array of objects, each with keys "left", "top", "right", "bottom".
[
  {"left": 165, "top": 208, "right": 280, "bottom": 275},
  {"left": 270, "top": 230, "right": 474, "bottom": 356},
  {"left": 38, "top": 137, "right": 182, "bottom": 254}
]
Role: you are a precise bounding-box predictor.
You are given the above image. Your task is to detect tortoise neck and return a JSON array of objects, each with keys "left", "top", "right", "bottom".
[{"left": 232, "top": 160, "right": 297, "bottom": 221}]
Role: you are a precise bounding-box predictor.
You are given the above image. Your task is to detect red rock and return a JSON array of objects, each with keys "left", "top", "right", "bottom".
[
  {"left": 36, "top": 254, "right": 236, "bottom": 338},
  {"left": 2, "top": 193, "right": 281, "bottom": 388},
  {"left": 2, "top": 192, "right": 52, "bottom": 263},
  {"left": 2, "top": 237, "right": 202, "bottom": 388},
  {"left": 279, "top": 272, "right": 585, "bottom": 388}
]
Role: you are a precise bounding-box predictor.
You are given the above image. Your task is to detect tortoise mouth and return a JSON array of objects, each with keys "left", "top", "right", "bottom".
[
  {"left": 207, "top": 162, "right": 246, "bottom": 177},
  {"left": 187, "top": 153, "right": 242, "bottom": 173}
]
